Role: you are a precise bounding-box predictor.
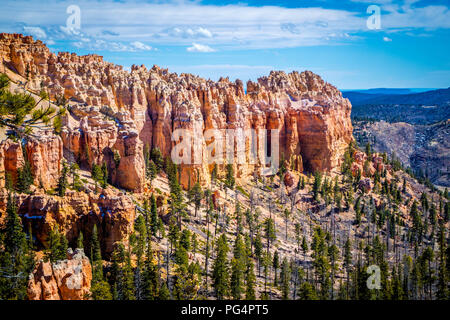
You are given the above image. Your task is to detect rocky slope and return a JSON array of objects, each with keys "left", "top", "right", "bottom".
[
  {"left": 353, "top": 119, "right": 450, "bottom": 187},
  {"left": 0, "top": 33, "right": 353, "bottom": 191}
]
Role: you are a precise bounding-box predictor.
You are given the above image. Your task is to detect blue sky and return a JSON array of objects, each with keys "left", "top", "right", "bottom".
[{"left": 1, "top": 0, "right": 449, "bottom": 89}]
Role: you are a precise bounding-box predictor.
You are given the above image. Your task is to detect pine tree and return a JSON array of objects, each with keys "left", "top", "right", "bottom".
[
  {"left": 16, "top": 156, "right": 34, "bottom": 194},
  {"left": 45, "top": 227, "right": 67, "bottom": 262},
  {"left": 77, "top": 231, "right": 84, "bottom": 249},
  {"left": 150, "top": 193, "right": 158, "bottom": 236},
  {"left": 230, "top": 234, "right": 246, "bottom": 299},
  {"left": 311, "top": 226, "right": 331, "bottom": 299},
  {"left": 254, "top": 233, "right": 263, "bottom": 276},
  {"left": 225, "top": 163, "right": 235, "bottom": 189},
  {"left": 90, "top": 223, "right": 113, "bottom": 303},
  {"left": 150, "top": 147, "right": 164, "bottom": 171},
  {"left": 298, "top": 282, "right": 318, "bottom": 300},
  {"left": 212, "top": 233, "right": 230, "bottom": 299},
  {"left": 91, "top": 163, "right": 103, "bottom": 190},
  {"left": 132, "top": 215, "right": 148, "bottom": 300},
  {"left": 158, "top": 281, "right": 171, "bottom": 300},
  {"left": 313, "top": 171, "right": 322, "bottom": 202},
  {"left": 4, "top": 172, "right": 13, "bottom": 191},
  {"left": 301, "top": 236, "right": 308, "bottom": 262},
  {"left": 57, "top": 161, "right": 69, "bottom": 196},
  {"left": 264, "top": 218, "right": 276, "bottom": 252},
  {"left": 180, "top": 229, "right": 192, "bottom": 252},
  {"left": 0, "top": 74, "right": 63, "bottom": 139},
  {"left": 280, "top": 257, "right": 291, "bottom": 300},
  {"left": 211, "top": 163, "right": 217, "bottom": 184},
  {"left": 101, "top": 162, "right": 108, "bottom": 188},
  {"left": 436, "top": 222, "right": 448, "bottom": 300},
  {"left": 0, "top": 193, "right": 35, "bottom": 299},
  {"left": 111, "top": 242, "right": 135, "bottom": 300},
  {"left": 245, "top": 258, "right": 256, "bottom": 300},
  {"left": 343, "top": 238, "right": 352, "bottom": 299},
  {"left": 188, "top": 182, "right": 203, "bottom": 218},
  {"left": 283, "top": 209, "right": 290, "bottom": 241},
  {"left": 142, "top": 217, "right": 159, "bottom": 300},
  {"left": 365, "top": 142, "right": 372, "bottom": 158},
  {"left": 69, "top": 162, "right": 81, "bottom": 190},
  {"left": 272, "top": 250, "right": 280, "bottom": 286}
]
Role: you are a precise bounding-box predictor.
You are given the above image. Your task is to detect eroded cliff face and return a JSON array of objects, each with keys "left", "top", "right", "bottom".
[
  {"left": 0, "top": 33, "right": 353, "bottom": 190},
  {"left": 0, "top": 188, "right": 135, "bottom": 257},
  {"left": 27, "top": 248, "right": 92, "bottom": 300},
  {"left": 0, "top": 133, "right": 62, "bottom": 190}
]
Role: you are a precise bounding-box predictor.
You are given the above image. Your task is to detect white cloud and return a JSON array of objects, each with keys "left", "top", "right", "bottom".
[
  {"left": 131, "top": 41, "right": 152, "bottom": 51},
  {"left": 23, "top": 26, "right": 47, "bottom": 39},
  {"left": 187, "top": 43, "right": 216, "bottom": 53},
  {"left": 161, "top": 27, "right": 213, "bottom": 39},
  {"left": 195, "top": 27, "right": 212, "bottom": 38},
  {"left": 1, "top": 0, "right": 449, "bottom": 51},
  {"left": 383, "top": 36, "right": 392, "bottom": 42}
]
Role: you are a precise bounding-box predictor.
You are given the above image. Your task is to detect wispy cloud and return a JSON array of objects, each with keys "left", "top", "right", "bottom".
[
  {"left": 186, "top": 43, "right": 215, "bottom": 53},
  {"left": 2, "top": 0, "right": 449, "bottom": 52},
  {"left": 383, "top": 36, "right": 392, "bottom": 42},
  {"left": 23, "top": 26, "right": 47, "bottom": 39},
  {"left": 131, "top": 41, "right": 152, "bottom": 51}
]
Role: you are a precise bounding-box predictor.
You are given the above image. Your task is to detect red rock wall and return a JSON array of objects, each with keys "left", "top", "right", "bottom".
[{"left": 0, "top": 33, "right": 353, "bottom": 190}]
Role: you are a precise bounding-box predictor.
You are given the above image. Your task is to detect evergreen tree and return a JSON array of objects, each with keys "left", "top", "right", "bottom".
[
  {"left": 89, "top": 223, "right": 112, "bottom": 299},
  {"left": 245, "top": 258, "right": 256, "bottom": 300},
  {"left": 180, "top": 229, "right": 192, "bottom": 252},
  {"left": 264, "top": 218, "right": 276, "bottom": 253},
  {"left": 188, "top": 182, "right": 203, "bottom": 218},
  {"left": 91, "top": 163, "right": 103, "bottom": 189},
  {"left": 77, "top": 231, "right": 84, "bottom": 249},
  {"left": 283, "top": 209, "right": 290, "bottom": 241},
  {"left": 0, "top": 74, "right": 63, "bottom": 139},
  {"left": 150, "top": 193, "right": 158, "bottom": 236},
  {"left": 313, "top": 172, "right": 322, "bottom": 202},
  {"left": 272, "top": 251, "right": 280, "bottom": 286},
  {"left": 69, "top": 162, "right": 81, "bottom": 191},
  {"left": 311, "top": 227, "right": 331, "bottom": 299},
  {"left": 150, "top": 147, "right": 164, "bottom": 171},
  {"left": 365, "top": 142, "right": 372, "bottom": 158},
  {"left": 16, "top": 157, "right": 33, "bottom": 194},
  {"left": 211, "top": 163, "right": 218, "bottom": 184},
  {"left": 343, "top": 238, "right": 352, "bottom": 299},
  {"left": 301, "top": 236, "right": 308, "bottom": 262},
  {"left": 436, "top": 222, "right": 448, "bottom": 300},
  {"left": 298, "top": 282, "right": 318, "bottom": 300},
  {"left": 212, "top": 233, "right": 230, "bottom": 299},
  {"left": 101, "top": 162, "right": 108, "bottom": 188},
  {"left": 280, "top": 257, "right": 291, "bottom": 300},
  {"left": 225, "top": 163, "right": 235, "bottom": 189},
  {"left": 0, "top": 193, "right": 35, "bottom": 299},
  {"left": 111, "top": 243, "right": 136, "bottom": 300},
  {"left": 158, "top": 281, "right": 171, "bottom": 300},
  {"left": 231, "top": 234, "right": 246, "bottom": 299},
  {"left": 45, "top": 227, "right": 67, "bottom": 262},
  {"left": 57, "top": 161, "right": 69, "bottom": 196}
]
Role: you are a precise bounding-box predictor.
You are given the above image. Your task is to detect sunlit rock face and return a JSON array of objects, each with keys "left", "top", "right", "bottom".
[
  {"left": 0, "top": 33, "right": 353, "bottom": 190},
  {"left": 27, "top": 248, "right": 92, "bottom": 300}
]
